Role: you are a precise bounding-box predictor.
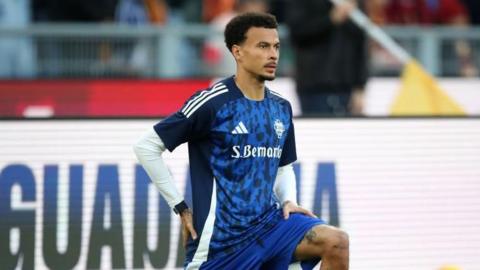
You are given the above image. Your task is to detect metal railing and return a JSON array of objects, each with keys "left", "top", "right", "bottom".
[
  {"left": 381, "top": 26, "right": 480, "bottom": 77},
  {"left": 0, "top": 24, "right": 479, "bottom": 78}
]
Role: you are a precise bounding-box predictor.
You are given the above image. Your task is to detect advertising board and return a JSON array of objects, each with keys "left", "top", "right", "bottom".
[{"left": 1, "top": 119, "right": 479, "bottom": 269}]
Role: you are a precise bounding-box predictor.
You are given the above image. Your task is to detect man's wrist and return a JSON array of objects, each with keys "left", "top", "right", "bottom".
[
  {"left": 282, "top": 200, "right": 295, "bottom": 207},
  {"left": 173, "top": 200, "right": 190, "bottom": 215}
]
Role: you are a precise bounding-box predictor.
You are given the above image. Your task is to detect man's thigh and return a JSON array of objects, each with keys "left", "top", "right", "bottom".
[
  {"left": 199, "top": 212, "right": 324, "bottom": 270},
  {"left": 294, "top": 224, "right": 347, "bottom": 261},
  {"left": 261, "top": 213, "right": 324, "bottom": 269}
]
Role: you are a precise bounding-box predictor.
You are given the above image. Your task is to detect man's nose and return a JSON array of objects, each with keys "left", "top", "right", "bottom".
[{"left": 269, "top": 48, "right": 278, "bottom": 60}]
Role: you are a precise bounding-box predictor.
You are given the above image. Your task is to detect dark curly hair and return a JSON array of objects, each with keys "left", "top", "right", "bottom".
[{"left": 224, "top": 12, "right": 278, "bottom": 53}]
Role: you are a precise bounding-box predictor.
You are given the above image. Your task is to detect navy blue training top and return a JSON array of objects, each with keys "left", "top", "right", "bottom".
[{"left": 154, "top": 76, "right": 297, "bottom": 264}]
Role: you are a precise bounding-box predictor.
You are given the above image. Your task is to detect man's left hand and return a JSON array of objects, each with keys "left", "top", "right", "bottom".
[{"left": 282, "top": 201, "right": 317, "bottom": 219}]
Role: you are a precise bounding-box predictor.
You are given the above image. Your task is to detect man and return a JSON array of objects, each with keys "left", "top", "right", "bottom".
[
  {"left": 285, "top": 0, "right": 368, "bottom": 116},
  {"left": 134, "top": 12, "right": 349, "bottom": 269}
]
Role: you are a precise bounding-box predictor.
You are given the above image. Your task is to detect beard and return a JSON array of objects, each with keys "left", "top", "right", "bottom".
[{"left": 257, "top": 73, "right": 275, "bottom": 82}]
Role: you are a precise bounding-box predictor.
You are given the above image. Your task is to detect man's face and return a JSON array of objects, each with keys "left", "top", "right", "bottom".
[{"left": 234, "top": 27, "right": 280, "bottom": 81}]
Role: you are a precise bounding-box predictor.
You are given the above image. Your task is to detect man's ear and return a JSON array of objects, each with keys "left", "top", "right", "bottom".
[{"left": 232, "top": 45, "right": 241, "bottom": 61}]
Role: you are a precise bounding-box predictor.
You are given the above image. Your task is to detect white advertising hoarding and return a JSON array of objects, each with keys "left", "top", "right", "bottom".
[
  {"left": 1, "top": 119, "right": 479, "bottom": 270},
  {"left": 264, "top": 78, "right": 480, "bottom": 116}
]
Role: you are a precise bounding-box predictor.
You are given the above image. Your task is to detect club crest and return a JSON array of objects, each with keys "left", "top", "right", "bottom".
[{"left": 274, "top": 119, "right": 285, "bottom": 139}]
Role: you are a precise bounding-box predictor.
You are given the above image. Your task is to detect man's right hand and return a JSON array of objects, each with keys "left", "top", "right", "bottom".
[
  {"left": 180, "top": 209, "right": 198, "bottom": 248},
  {"left": 330, "top": 1, "right": 356, "bottom": 25}
]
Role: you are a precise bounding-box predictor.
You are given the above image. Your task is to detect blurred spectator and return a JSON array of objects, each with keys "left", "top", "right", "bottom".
[
  {"left": 285, "top": 0, "right": 368, "bottom": 116},
  {"left": 32, "top": 0, "right": 119, "bottom": 77},
  {"left": 381, "top": 0, "right": 478, "bottom": 77},
  {"left": 116, "top": 0, "right": 195, "bottom": 77},
  {"left": 203, "top": 0, "right": 269, "bottom": 77},
  {"left": 144, "top": 0, "right": 168, "bottom": 23},
  {"left": 116, "top": 0, "right": 159, "bottom": 25},
  {"left": 269, "top": 0, "right": 287, "bottom": 23},
  {"left": 203, "top": 0, "right": 236, "bottom": 22},
  {"left": 37, "top": 0, "right": 118, "bottom": 22},
  {"left": 384, "top": 0, "right": 468, "bottom": 25},
  {"left": 180, "top": 0, "right": 202, "bottom": 22},
  {"left": 462, "top": 0, "right": 480, "bottom": 25},
  {"left": 113, "top": 0, "right": 167, "bottom": 76},
  {"left": 366, "top": 0, "right": 389, "bottom": 25},
  {"left": 0, "top": 0, "right": 35, "bottom": 78},
  {"left": 33, "top": 0, "right": 48, "bottom": 21}
]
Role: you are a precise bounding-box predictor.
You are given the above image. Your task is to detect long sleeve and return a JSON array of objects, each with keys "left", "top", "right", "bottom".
[
  {"left": 133, "top": 128, "right": 184, "bottom": 209},
  {"left": 274, "top": 163, "right": 297, "bottom": 205}
]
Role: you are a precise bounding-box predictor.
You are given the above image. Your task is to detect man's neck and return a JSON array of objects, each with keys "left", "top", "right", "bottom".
[{"left": 234, "top": 71, "right": 265, "bottom": 101}]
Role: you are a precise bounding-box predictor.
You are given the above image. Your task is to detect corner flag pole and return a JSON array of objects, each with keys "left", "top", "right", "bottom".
[{"left": 329, "top": 0, "right": 411, "bottom": 64}]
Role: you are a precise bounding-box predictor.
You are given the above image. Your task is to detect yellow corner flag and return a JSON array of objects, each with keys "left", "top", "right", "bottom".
[
  {"left": 438, "top": 265, "right": 463, "bottom": 270},
  {"left": 390, "top": 60, "right": 465, "bottom": 116}
]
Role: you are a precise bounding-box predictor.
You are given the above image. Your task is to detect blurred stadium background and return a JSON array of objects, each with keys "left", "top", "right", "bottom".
[{"left": 1, "top": 0, "right": 480, "bottom": 270}]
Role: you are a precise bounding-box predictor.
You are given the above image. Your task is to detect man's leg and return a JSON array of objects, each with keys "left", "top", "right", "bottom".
[{"left": 294, "top": 224, "right": 349, "bottom": 270}]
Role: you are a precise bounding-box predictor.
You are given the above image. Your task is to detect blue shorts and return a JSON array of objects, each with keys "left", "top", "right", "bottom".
[{"left": 198, "top": 210, "right": 325, "bottom": 270}]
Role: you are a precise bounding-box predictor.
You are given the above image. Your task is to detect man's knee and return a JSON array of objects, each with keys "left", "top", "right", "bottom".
[{"left": 312, "top": 225, "right": 349, "bottom": 257}]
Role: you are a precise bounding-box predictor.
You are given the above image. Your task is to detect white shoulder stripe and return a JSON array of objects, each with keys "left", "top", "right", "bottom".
[
  {"left": 182, "top": 83, "right": 226, "bottom": 114},
  {"left": 181, "top": 83, "right": 226, "bottom": 114},
  {"left": 185, "top": 89, "right": 228, "bottom": 118},
  {"left": 269, "top": 90, "right": 283, "bottom": 98},
  {"left": 182, "top": 85, "right": 227, "bottom": 116}
]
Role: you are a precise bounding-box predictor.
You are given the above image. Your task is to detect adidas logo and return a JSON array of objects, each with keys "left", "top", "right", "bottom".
[{"left": 231, "top": 121, "right": 249, "bottom": 134}]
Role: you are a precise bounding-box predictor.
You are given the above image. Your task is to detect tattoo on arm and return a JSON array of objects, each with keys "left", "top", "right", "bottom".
[{"left": 303, "top": 228, "right": 317, "bottom": 244}]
